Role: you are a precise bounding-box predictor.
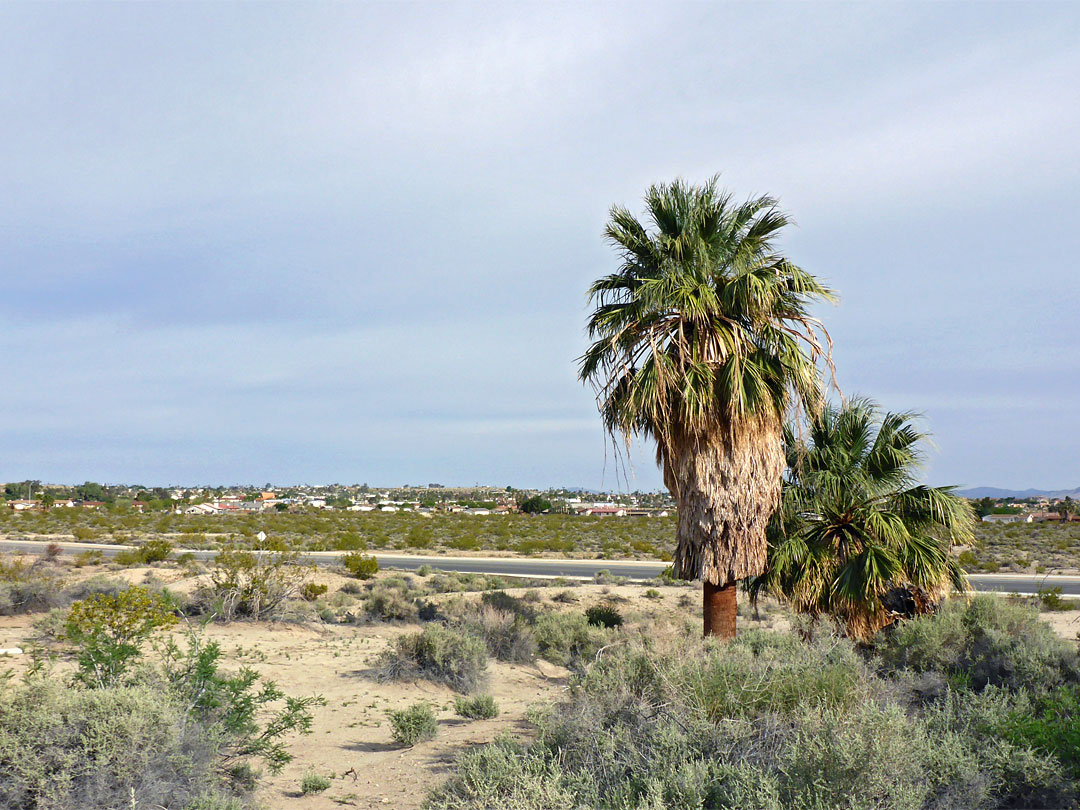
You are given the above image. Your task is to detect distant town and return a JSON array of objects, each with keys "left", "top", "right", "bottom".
[
  {"left": 1, "top": 481, "right": 676, "bottom": 518},
  {"left": 974, "top": 494, "right": 1080, "bottom": 523}
]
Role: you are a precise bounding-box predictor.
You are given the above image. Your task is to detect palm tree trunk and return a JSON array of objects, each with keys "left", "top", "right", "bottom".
[{"left": 702, "top": 581, "right": 737, "bottom": 638}]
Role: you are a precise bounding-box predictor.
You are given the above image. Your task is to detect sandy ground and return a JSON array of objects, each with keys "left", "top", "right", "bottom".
[{"left": 1, "top": 556, "right": 1077, "bottom": 809}]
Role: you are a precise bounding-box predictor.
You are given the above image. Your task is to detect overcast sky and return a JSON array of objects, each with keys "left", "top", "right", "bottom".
[{"left": 1, "top": 2, "right": 1077, "bottom": 491}]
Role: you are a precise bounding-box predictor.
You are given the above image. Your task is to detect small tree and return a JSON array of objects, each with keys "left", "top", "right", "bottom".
[{"left": 519, "top": 495, "right": 552, "bottom": 514}]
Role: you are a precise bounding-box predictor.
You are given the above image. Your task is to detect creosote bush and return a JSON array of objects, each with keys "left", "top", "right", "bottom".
[
  {"left": 454, "top": 694, "right": 499, "bottom": 720},
  {"left": 196, "top": 549, "right": 312, "bottom": 621},
  {"left": 342, "top": 552, "right": 379, "bottom": 579},
  {"left": 389, "top": 702, "right": 438, "bottom": 747}
]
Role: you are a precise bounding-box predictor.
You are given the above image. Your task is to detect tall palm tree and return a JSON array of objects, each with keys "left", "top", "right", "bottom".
[
  {"left": 750, "top": 398, "right": 974, "bottom": 640},
  {"left": 578, "top": 177, "right": 834, "bottom": 638}
]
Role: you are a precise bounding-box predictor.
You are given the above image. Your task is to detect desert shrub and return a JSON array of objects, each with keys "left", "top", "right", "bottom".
[
  {"left": 1036, "top": 586, "right": 1078, "bottom": 611},
  {"left": 160, "top": 629, "right": 324, "bottom": 775},
  {"left": 0, "top": 680, "right": 228, "bottom": 810},
  {"left": 534, "top": 611, "right": 608, "bottom": 668},
  {"left": 196, "top": 549, "right": 313, "bottom": 621},
  {"left": 300, "top": 582, "right": 328, "bottom": 601},
  {"left": 65, "top": 587, "right": 178, "bottom": 688},
  {"left": 71, "top": 525, "right": 97, "bottom": 540},
  {"left": 376, "top": 624, "right": 488, "bottom": 693},
  {"left": 362, "top": 582, "right": 419, "bottom": 622},
  {"left": 300, "top": 771, "right": 332, "bottom": 794},
  {"left": 138, "top": 538, "right": 174, "bottom": 563},
  {"left": 112, "top": 549, "right": 141, "bottom": 566},
  {"left": 997, "top": 683, "right": 1080, "bottom": 778},
  {"left": 643, "top": 588, "right": 662, "bottom": 600},
  {"left": 458, "top": 604, "right": 537, "bottom": 664},
  {"left": 552, "top": 589, "right": 579, "bottom": 604},
  {"left": 342, "top": 552, "right": 379, "bottom": 579},
  {"left": 481, "top": 590, "right": 538, "bottom": 620},
  {"left": 454, "top": 694, "right": 499, "bottom": 720},
  {"left": 585, "top": 603, "right": 624, "bottom": 629},
  {"left": 339, "top": 580, "right": 365, "bottom": 595},
  {"left": 334, "top": 530, "right": 366, "bottom": 550},
  {"left": 73, "top": 549, "right": 104, "bottom": 567},
  {"left": 417, "top": 564, "right": 434, "bottom": 577},
  {"left": 389, "top": 702, "right": 438, "bottom": 747},
  {"left": 592, "top": 569, "right": 627, "bottom": 585},
  {"left": 429, "top": 627, "right": 1076, "bottom": 810},
  {"left": 0, "top": 555, "right": 64, "bottom": 615},
  {"left": 61, "top": 575, "right": 128, "bottom": 603},
  {"left": 877, "top": 595, "right": 1079, "bottom": 694}
]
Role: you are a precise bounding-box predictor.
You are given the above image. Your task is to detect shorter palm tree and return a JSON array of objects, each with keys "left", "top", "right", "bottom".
[{"left": 750, "top": 398, "right": 974, "bottom": 640}]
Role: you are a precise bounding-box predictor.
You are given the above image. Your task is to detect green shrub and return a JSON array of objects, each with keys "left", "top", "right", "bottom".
[
  {"left": 342, "top": 552, "right": 379, "bottom": 579},
  {"left": 73, "top": 549, "right": 104, "bottom": 567},
  {"left": 997, "top": 683, "right": 1080, "bottom": 777},
  {"left": 643, "top": 588, "right": 662, "bottom": 600},
  {"left": 377, "top": 624, "right": 488, "bottom": 693},
  {"left": 334, "top": 530, "right": 366, "bottom": 550},
  {"left": 71, "top": 526, "right": 97, "bottom": 540},
  {"left": 300, "top": 582, "right": 328, "bottom": 601},
  {"left": 534, "top": 611, "right": 608, "bottom": 668},
  {"left": 389, "top": 702, "right": 438, "bottom": 747},
  {"left": 300, "top": 771, "right": 332, "bottom": 794},
  {"left": 585, "top": 603, "right": 623, "bottom": 629},
  {"left": 362, "top": 582, "right": 419, "bottom": 622},
  {"left": 454, "top": 694, "right": 499, "bottom": 720},
  {"left": 66, "top": 587, "right": 178, "bottom": 688},
  {"left": 112, "top": 549, "right": 141, "bottom": 566},
  {"left": 877, "top": 595, "right": 1079, "bottom": 694},
  {"left": 0, "top": 680, "right": 227, "bottom": 810},
  {"left": 138, "top": 538, "right": 174, "bottom": 563}
]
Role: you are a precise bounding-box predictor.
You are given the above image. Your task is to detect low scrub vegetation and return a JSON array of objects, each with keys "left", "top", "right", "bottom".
[
  {"left": 454, "top": 694, "right": 499, "bottom": 720},
  {"left": 0, "top": 581, "right": 322, "bottom": 809},
  {"left": 389, "top": 702, "right": 438, "bottom": 747},
  {"left": 376, "top": 624, "right": 489, "bottom": 693},
  {"left": 429, "top": 596, "right": 1080, "bottom": 810}
]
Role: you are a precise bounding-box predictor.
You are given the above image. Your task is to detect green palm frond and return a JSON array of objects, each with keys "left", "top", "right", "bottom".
[
  {"left": 754, "top": 398, "right": 975, "bottom": 640},
  {"left": 579, "top": 176, "right": 835, "bottom": 451}
]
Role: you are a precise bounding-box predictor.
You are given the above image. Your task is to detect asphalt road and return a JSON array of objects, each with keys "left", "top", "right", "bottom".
[{"left": 2, "top": 539, "right": 1079, "bottom": 596}]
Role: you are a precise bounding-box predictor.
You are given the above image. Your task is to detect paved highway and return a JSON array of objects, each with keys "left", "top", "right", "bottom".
[{"left": 2, "top": 539, "right": 1079, "bottom": 596}]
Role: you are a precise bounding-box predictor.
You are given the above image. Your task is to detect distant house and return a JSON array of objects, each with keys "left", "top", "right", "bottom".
[
  {"left": 6, "top": 500, "right": 38, "bottom": 511},
  {"left": 185, "top": 503, "right": 220, "bottom": 515},
  {"left": 981, "top": 514, "right": 1024, "bottom": 524},
  {"left": 584, "top": 507, "right": 626, "bottom": 517},
  {"left": 466, "top": 508, "right": 492, "bottom": 515}
]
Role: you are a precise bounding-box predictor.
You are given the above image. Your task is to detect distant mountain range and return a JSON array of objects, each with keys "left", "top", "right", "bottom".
[{"left": 956, "top": 486, "right": 1080, "bottom": 500}]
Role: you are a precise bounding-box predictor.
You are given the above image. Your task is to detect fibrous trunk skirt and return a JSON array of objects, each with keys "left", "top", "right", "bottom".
[{"left": 663, "top": 416, "right": 784, "bottom": 588}]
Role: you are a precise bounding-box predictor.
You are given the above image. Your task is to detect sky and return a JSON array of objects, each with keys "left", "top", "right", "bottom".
[{"left": 1, "top": 2, "right": 1077, "bottom": 491}]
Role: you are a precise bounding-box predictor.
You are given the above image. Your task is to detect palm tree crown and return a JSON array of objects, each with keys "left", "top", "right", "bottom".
[
  {"left": 751, "top": 398, "right": 974, "bottom": 640},
  {"left": 579, "top": 177, "right": 834, "bottom": 611}
]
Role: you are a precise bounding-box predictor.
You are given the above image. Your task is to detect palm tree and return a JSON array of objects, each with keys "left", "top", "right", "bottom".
[
  {"left": 578, "top": 177, "right": 834, "bottom": 638},
  {"left": 750, "top": 398, "right": 974, "bottom": 641}
]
